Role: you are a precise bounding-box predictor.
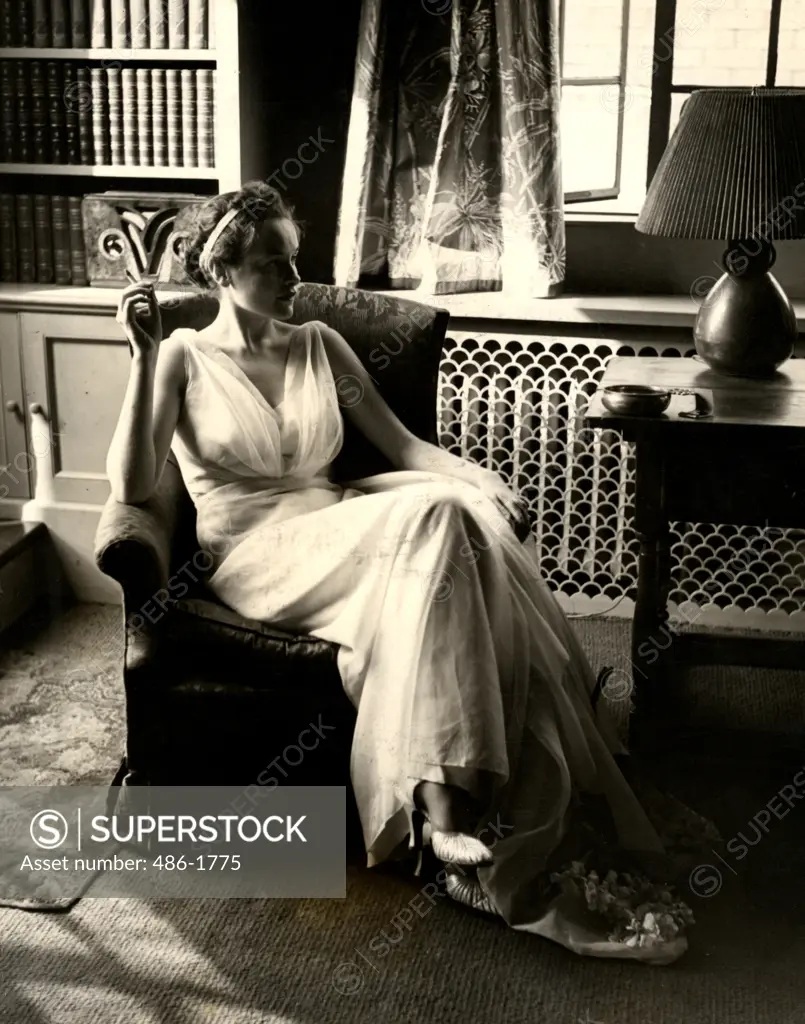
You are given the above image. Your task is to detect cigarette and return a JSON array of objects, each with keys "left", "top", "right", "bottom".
[{"left": 125, "top": 268, "right": 138, "bottom": 283}]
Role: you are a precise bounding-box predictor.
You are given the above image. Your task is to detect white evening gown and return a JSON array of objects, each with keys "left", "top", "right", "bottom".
[{"left": 168, "top": 321, "right": 695, "bottom": 963}]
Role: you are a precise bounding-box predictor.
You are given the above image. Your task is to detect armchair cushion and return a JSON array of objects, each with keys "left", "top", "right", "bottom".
[{"left": 165, "top": 595, "right": 339, "bottom": 677}]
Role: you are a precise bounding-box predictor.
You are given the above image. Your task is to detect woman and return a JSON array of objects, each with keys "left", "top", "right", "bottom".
[{"left": 107, "top": 181, "right": 696, "bottom": 964}]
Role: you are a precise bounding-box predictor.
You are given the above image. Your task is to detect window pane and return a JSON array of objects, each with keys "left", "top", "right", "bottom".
[
  {"left": 562, "top": 0, "right": 625, "bottom": 78},
  {"left": 776, "top": 0, "right": 805, "bottom": 86},
  {"left": 668, "top": 92, "right": 691, "bottom": 140},
  {"left": 672, "top": 0, "right": 772, "bottom": 87},
  {"left": 560, "top": 85, "right": 619, "bottom": 193}
]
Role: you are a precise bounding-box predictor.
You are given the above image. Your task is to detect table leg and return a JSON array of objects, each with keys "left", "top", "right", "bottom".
[{"left": 629, "top": 437, "right": 673, "bottom": 748}]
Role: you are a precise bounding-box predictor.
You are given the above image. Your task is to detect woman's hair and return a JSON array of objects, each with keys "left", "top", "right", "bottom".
[{"left": 180, "top": 180, "right": 301, "bottom": 289}]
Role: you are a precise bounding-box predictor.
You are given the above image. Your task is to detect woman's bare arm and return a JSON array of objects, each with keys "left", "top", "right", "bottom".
[
  {"left": 105, "top": 283, "right": 186, "bottom": 504},
  {"left": 319, "top": 323, "right": 529, "bottom": 532}
]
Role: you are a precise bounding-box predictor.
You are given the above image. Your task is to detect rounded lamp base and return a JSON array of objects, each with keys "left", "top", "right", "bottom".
[{"left": 694, "top": 244, "right": 797, "bottom": 378}]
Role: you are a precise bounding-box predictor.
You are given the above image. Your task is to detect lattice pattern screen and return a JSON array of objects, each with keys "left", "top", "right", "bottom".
[{"left": 438, "top": 332, "right": 805, "bottom": 629}]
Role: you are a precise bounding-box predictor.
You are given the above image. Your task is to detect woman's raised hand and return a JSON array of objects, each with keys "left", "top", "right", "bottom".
[{"left": 116, "top": 281, "right": 163, "bottom": 356}]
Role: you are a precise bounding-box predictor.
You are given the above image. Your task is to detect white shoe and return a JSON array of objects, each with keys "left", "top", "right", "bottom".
[{"left": 445, "top": 872, "right": 501, "bottom": 916}]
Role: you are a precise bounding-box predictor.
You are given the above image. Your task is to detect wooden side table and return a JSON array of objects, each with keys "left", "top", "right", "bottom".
[{"left": 585, "top": 356, "right": 805, "bottom": 749}]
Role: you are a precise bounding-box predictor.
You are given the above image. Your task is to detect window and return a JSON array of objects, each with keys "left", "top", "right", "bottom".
[
  {"left": 559, "top": 0, "right": 631, "bottom": 202},
  {"left": 560, "top": 0, "right": 796, "bottom": 214}
]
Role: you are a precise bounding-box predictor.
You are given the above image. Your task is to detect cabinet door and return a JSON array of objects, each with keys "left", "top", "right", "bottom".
[
  {"left": 0, "top": 312, "right": 29, "bottom": 500},
  {"left": 20, "top": 312, "right": 130, "bottom": 506}
]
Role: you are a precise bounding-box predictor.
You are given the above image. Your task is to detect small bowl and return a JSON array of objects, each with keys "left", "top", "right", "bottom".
[{"left": 601, "top": 384, "right": 671, "bottom": 417}]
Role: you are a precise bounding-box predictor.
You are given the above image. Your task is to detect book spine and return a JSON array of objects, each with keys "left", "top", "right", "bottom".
[
  {"left": 50, "top": 0, "right": 68, "bottom": 45},
  {"left": 32, "top": 0, "right": 49, "bottom": 45},
  {"left": 16, "top": 195, "right": 36, "bottom": 282},
  {"left": 180, "top": 67, "right": 195, "bottom": 167},
  {"left": 46, "top": 61, "right": 66, "bottom": 164},
  {"left": 0, "top": 1, "right": 12, "bottom": 45},
  {"left": 136, "top": 67, "right": 152, "bottom": 165},
  {"left": 30, "top": 60, "right": 49, "bottom": 163},
  {"left": 187, "top": 0, "right": 205, "bottom": 48},
  {"left": 167, "top": 0, "right": 186, "bottom": 48},
  {"left": 63, "top": 63, "right": 81, "bottom": 163},
  {"left": 51, "top": 194, "right": 71, "bottom": 284},
  {"left": 148, "top": 0, "right": 165, "bottom": 47},
  {"left": 67, "top": 195, "right": 87, "bottom": 285},
  {"left": 195, "top": 66, "right": 213, "bottom": 168},
  {"left": 14, "top": 61, "right": 31, "bottom": 163},
  {"left": 90, "top": 67, "right": 109, "bottom": 163},
  {"left": 121, "top": 66, "right": 138, "bottom": 165},
  {"left": 0, "top": 61, "right": 15, "bottom": 162},
  {"left": 0, "top": 193, "right": 16, "bottom": 282},
  {"left": 150, "top": 67, "right": 166, "bottom": 166},
  {"left": 76, "top": 66, "right": 92, "bottom": 163},
  {"left": 106, "top": 65, "right": 123, "bottom": 163},
  {"left": 70, "top": 0, "right": 89, "bottom": 46},
  {"left": 89, "top": 0, "right": 107, "bottom": 46},
  {"left": 19, "top": 0, "right": 33, "bottom": 44},
  {"left": 110, "top": 0, "right": 128, "bottom": 47},
  {"left": 33, "top": 193, "right": 53, "bottom": 284},
  {"left": 165, "top": 66, "right": 181, "bottom": 166},
  {"left": 130, "top": 0, "right": 147, "bottom": 46}
]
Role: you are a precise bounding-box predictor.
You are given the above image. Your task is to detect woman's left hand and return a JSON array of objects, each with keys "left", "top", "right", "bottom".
[{"left": 475, "top": 470, "right": 532, "bottom": 541}]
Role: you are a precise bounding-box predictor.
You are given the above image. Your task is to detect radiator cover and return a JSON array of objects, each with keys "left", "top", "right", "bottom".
[{"left": 438, "top": 330, "right": 805, "bottom": 631}]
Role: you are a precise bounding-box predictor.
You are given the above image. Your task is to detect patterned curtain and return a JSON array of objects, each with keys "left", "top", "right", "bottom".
[{"left": 334, "top": 0, "right": 565, "bottom": 297}]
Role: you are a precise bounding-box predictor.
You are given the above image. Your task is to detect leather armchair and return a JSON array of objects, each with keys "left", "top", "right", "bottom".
[{"left": 95, "top": 284, "right": 450, "bottom": 813}]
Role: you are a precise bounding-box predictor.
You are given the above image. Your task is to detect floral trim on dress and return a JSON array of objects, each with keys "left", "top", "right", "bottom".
[{"left": 550, "top": 861, "right": 696, "bottom": 951}]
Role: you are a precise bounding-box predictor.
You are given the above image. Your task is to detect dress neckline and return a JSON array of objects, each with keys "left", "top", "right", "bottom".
[{"left": 192, "top": 324, "right": 305, "bottom": 419}]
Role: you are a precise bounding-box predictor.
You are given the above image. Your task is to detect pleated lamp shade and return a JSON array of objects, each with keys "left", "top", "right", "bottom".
[{"left": 636, "top": 88, "right": 805, "bottom": 240}]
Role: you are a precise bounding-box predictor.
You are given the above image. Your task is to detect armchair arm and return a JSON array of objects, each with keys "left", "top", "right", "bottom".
[{"left": 94, "top": 456, "right": 187, "bottom": 609}]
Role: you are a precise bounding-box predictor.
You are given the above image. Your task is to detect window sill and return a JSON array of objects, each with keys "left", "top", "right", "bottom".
[
  {"left": 565, "top": 211, "right": 640, "bottom": 224},
  {"left": 377, "top": 289, "right": 805, "bottom": 330}
]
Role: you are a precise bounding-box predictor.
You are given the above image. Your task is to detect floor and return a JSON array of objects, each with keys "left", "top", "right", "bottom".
[{"left": 1, "top": 601, "right": 804, "bottom": 1024}]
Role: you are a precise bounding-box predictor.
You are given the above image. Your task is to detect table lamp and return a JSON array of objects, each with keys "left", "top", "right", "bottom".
[{"left": 636, "top": 88, "right": 805, "bottom": 379}]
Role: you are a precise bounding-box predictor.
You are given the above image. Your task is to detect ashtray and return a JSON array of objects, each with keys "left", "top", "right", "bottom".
[{"left": 601, "top": 385, "right": 672, "bottom": 417}]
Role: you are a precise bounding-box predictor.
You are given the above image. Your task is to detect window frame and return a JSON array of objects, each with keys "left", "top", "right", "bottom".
[
  {"left": 562, "top": 0, "right": 785, "bottom": 213},
  {"left": 646, "top": 0, "right": 783, "bottom": 187}
]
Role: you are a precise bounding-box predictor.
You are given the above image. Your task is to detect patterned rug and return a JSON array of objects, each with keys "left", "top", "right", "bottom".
[
  {"left": 0, "top": 602, "right": 126, "bottom": 910},
  {"left": 0, "top": 602, "right": 125, "bottom": 788}
]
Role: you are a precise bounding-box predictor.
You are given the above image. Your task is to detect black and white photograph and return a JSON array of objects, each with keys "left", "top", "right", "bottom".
[{"left": 1, "top": 0, "right": 805, "bottom": 1021}]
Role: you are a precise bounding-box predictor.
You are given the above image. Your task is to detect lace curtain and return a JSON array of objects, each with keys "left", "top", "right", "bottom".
[{"left": 334, "top": 0, "right": 565, "bottom": 297}]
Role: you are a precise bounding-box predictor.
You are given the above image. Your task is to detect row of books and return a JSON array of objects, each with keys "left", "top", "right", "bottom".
[
  {"left": 1, "top": 62, "right": 215, "bottom": 167},
  {"left": 0, "top": 193, "right": 88, "bottom": 284},
  {"left": 0, "top": 0, "right": 211, "bottom": 50}
]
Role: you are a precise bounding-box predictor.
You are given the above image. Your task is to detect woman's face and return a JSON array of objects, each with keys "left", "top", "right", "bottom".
[{"left": 225, "top": 217, "right": 301, "bottom": 320}]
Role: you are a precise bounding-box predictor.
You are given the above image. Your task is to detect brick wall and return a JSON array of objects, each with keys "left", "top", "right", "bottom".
[
  {"left": 564, "top": 0, "right": 805, "bottom": 89},
  {"left": 673, "top": 0, "right": 805, "bottom": 88}
]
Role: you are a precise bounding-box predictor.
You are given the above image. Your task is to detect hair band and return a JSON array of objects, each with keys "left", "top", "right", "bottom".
[{"left": 199, "top": 207, "right": 241, "bottom": 278}]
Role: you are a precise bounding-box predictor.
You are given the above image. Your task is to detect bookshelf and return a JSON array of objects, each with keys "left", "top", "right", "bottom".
[
  {"left": 0, "top": 162, "right": 219, "bottom": 176},
  {"left": 0, "top": 0, "right": 244, "bottom": 286},
  {"left": 0, "top": 47, "right": 217, "bottom": 59}
]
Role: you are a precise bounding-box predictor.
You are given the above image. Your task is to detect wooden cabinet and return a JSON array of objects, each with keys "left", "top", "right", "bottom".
[
  {"left": 0, "top": 312, "right": 28, "bottom": 504},
  {"left": 20, "top": 312, "right": 130, "bottom": 506},
  {"left": 0, "top": 286, "right": 142, "bottom": 602}
]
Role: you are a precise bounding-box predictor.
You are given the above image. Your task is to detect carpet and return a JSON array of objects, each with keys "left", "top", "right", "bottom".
[{"left": 1, "top": 602, "right": 805, "bottom": 1024}]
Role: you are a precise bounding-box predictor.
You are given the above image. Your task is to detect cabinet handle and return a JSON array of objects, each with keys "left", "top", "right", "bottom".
[
  {"left": 29, "top": 402, "right": 49, "bottom": 421},
  {"left": 5, "top": 399, "right": 22, "bottom": 417}
]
